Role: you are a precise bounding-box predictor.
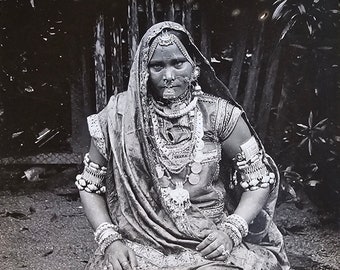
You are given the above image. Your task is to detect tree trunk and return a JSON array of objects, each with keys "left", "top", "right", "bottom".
[
  {"left": 228, "top": 12, "right": 249, "bottom": 99},
  {"left": 257, "top": 45, "right": 282, "bottom": 139},
  {"left": 128, "top": 0, "right": 139, "bottom": 67},
  {"left": 94, "top": 14, "right": 107, "bottom": 112},
  {"left": 243, "top": 22, "right": 265, "bottom": 123}
]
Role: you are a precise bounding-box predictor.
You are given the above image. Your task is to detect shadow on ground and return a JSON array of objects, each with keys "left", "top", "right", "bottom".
[{"left": 0, "top": 166, "right": 339, "bottom": 270}]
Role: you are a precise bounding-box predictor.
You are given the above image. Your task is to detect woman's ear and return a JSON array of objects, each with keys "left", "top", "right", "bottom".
[{"left": 193, "top": 66, "right": 200, "bottom": 80}]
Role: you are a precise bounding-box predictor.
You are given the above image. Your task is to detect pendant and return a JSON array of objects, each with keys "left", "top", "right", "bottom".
[
  {"left": 168, "top": 182, "right": 190, "bottom": 207},
  {"left": 163, "top": 87, "right": 176, "bottom": 99},
  {"left": 193, "top": 150, "right": 204, "bottom": 162},
  {"left": 188, "top": 173, "right": 200, "bottom": 185},
  {"left": 191, "top": 162, "right": 202, "bottom": 174},
  {"left": 156, "top": 164, "right": 164, "bottom": 178},
  {"left": 196, "top": 140, "right": 204, "bottom": 150}
]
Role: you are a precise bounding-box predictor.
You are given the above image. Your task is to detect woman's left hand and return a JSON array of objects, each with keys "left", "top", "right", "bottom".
[{"left": 196, "top": 230, "right": 233, "bottom": 261}]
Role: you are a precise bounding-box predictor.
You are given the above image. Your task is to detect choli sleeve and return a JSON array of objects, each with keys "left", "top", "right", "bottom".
[
  {"left": 87, "top": 107, "right": 110, "bottom": 160},
  {"left": 215, "top": 98, "right": 242, "bottom": 141}
]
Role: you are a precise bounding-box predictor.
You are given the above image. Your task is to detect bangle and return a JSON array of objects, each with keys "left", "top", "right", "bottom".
[
  {"left": 225, "top": 214, "right": 248, "bottom": 238},
  {"left": 75, "top": 153, "right": 107, "bottom": 194},
  {"left": 220, "top": 221, "right": 242, "bottom": 247},
  {"left": 94, "top": 222, "right": 123, "bottom": 254}
]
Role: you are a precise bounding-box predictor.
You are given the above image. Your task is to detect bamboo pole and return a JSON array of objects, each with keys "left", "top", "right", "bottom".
[
  {"left": 146, "top": 0, "right": 156, "bottom": 28},
  {"left": 242, "top": 22, "right": 265, "bottom": 123},
  {"left": 228, "top": 12, "right": 249, "bottom": 99},
  {"left": 257, "top": 45, "right": 282, "bottom": 138},
  {"left": 128, "top": 0, "right": 139, "bottom": 67},
  {"left": 94, "top": 14, "right": 107, "bottom": 112},
  {"left": 182, "top": 0, "right": 192, "bottom": 34},
  {"left": 200, "top": 0, "right": 210, "bottom": 60},
  {"left": 167, "top": 0, "right": 175, "bottom": 21},
  {"left": 110, "top": 17, "right": 124, "bottom": 95}
]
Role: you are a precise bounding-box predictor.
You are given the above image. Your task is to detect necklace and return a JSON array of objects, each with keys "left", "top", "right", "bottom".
[
  {"left": 152, "top": 96, "right": 198, "bottom": 119},
  {"left": 150, "top": 100, "right": 205, "bottom": 182},
  {"left": 148, "top": 95, "right": 205, "bottom": 214}
]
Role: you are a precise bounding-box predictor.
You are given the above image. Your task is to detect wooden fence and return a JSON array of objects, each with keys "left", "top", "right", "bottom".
[{"left": 93, "top": 0, "right": 283, "bottom": 142}]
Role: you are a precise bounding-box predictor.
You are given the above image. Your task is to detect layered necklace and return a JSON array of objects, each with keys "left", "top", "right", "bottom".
[{"left": 148, "top": 93, "right": 205, "bottom": 210}]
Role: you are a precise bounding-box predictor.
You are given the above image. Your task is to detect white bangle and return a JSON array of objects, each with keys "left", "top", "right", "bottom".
[{"left": 94, "top": 222, "right": 122, "bottom": 253}]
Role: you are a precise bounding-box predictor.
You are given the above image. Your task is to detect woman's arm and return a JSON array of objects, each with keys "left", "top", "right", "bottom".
[
  {"left": 197, "top": 117, "right": 271, "bottom": 260},
  {"left": 79, "top": 139, "right": 137, "bottom": 269},
  {"left": 221, "top": 117, "right": 270, "bottom": 224},
  {"left": 79, "top": 140, "right": 112, "bottom": 230}
]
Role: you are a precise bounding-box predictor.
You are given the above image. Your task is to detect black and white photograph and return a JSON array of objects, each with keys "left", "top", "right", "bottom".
[{"left": 0, "top": 0, "right": 339, "bottom": 269}]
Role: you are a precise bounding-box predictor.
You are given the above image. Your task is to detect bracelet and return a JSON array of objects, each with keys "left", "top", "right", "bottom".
[
  {"left": 232, "top": 137, "right": 276, "bottom": 191},
  {"left": 220, "top": 222, "right": 242, "bottom": 247},
  {"left": 99, "top": 232, "right": 123, "bottom": 254},
  {"left": 94, "top": 222, "right": 123, "bottom": 254},
  {"left": 75, "top": 153, "right": 107, "bottom": 194},
  {"left": 225, "top": 214, "right": 248, "bottom": 238},
  {"left": 94, "top": 222, "right": 119, "bottom": 243}
]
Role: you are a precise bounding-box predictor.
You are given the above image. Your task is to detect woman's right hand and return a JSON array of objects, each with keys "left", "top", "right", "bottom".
[{"left": 103, "top": 240, "right": 138, "bottom": 270}]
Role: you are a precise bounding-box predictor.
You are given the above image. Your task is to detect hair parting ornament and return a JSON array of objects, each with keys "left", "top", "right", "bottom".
[{"left": 148, "top": 30, "right": 195, "bottom": 67}]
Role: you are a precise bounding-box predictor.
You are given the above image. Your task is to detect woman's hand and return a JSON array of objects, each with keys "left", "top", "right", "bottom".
[
  {"left": 196, "top": 230, "right": 233, "bottom": 261},
  {"left": 103, "top": 240, "right": 138, "bottom": 270}
]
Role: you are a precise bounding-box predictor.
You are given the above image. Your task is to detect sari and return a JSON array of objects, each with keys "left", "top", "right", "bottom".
[{"left": 85, "top": 21, "right": 290, "bottom": 270}]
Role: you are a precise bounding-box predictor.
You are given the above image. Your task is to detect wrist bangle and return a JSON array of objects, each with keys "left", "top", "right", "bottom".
[
  {"left": 94, "top": 222, "right": 123, "bottom": 254},
  {"left": 225, "top": 214, "right": 248, "bottom": 238}
]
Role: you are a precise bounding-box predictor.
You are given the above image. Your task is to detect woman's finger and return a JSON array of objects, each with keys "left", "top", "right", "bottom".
[
  {"left": 200, "top": 240, "right": 220, "bottom": 257},
  {"left": 120, "top": 260, "right": 132, "bottom": 270},
  {"left": 109, "top": 259, "right": 122, "bottom": 270},
  {"left": 196, "top": 232, "right": 216, "bottom": 251},
  {"left": 127, "top": 248, "right": 138, "bottom": 269}
]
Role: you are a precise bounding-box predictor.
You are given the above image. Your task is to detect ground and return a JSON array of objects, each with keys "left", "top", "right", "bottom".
[{"left": 0, "top": 167, "right": 339, "bottom": 270}]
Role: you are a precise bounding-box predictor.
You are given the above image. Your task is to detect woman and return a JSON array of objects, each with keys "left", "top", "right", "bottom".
[{"left": 76, "top": 21, "right": 290, "bottom": 270}]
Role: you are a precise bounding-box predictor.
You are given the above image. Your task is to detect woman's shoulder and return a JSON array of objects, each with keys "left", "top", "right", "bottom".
[{"left": 198, "top": 93, "right": 240, "bottom": 115}]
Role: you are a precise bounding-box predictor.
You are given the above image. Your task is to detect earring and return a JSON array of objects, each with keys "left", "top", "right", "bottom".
[
  {"left": 192, "top": 81, "right": 203, "bottom": 96},
  {"left": 192, "top": 66, "right": 202, "bottom": 96}
]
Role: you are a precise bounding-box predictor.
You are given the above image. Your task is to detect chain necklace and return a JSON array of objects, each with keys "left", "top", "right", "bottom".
[
  {"left": 149, "top": 98, "right": 205, "bottom": 183},
  {"left": 148, "top": 95, "right": 206, "bottom": 215}
]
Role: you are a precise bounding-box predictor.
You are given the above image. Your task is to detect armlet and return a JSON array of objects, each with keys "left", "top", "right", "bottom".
[{"left": 231, "top": 136, "right": 275, "bottom": 191}]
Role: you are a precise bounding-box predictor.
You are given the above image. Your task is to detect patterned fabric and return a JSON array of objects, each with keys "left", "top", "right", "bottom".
[{"left": 85, "top": 21, "right": 290, "bottom": 270}]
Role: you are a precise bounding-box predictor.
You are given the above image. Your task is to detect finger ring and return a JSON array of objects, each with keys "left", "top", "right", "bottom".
[
  {"left": 208, "top": 233, "right": 215, "bottom": 241},
  {"left": 219, "top": 245, "right": 229, "bottom": 256},
  {"left": 218, "top": 244, "right": 228, "bottom": 256},
  {"left": 121, "top": 261, "right": 130, "bottom": 269},
  {"left": 221, "top": 249, "right": 230, "bottom": 256}
]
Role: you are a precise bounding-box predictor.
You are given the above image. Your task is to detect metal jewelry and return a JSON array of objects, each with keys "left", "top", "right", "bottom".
[
  {"left": 75, "top": 153, "right": 107, "bottom": 194},
  {"left": 231, "top": 136, "right": 275, "bottom": 191}
]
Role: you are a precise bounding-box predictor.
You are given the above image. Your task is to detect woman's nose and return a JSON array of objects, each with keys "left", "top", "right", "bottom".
[{"left": 163, "top": 67, "right": 175, "bottom": 81}]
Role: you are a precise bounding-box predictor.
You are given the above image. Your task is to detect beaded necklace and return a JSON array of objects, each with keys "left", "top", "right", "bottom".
[{"left": 149, "top": 96, "right": 205, "bottom": 190}]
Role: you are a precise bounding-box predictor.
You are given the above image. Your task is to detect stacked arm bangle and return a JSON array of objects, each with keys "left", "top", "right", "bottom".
[
  {"left": 94, "top": 222, "right": 123, "bottom": 254},
  {"left": 219, "top": 214, "right": 248, "bottom": 247},
  {"left": 75, "top": 153, "right": 107, "bottom": 194},
  {"left": 231, "top": 136, "right": 276, "bottom": 191}
]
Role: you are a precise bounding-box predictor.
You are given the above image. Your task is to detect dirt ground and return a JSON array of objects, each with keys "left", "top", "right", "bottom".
[{"left": 0, "top": 167, "right": 339, "bottom": 270}]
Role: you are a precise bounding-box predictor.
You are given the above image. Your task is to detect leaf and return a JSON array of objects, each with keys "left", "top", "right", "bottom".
[
  {"left": 297, "top": 123, "right": 308, "bottom": 130},
  {"left": 297, "top": 4, "right": 306, "bottom": 15},
  {"left": 272, "top": 0, "right": 288, "bottom": 20},
  {"left": 308, "top": 139, "right": 312, "bottom": 155},
  {"left": 3, "top": 211, "right": 30, "bottom": 220},
  {"left": 279, "top": 15, "right": 298, "bottom": 41},
  {"left": 308, "top": 111, "right": 313, "bottom": 128},
  {"left": 314, "top": 118, "right": 328, "bottom": 128},
  {"left": 307, "top": 180, "right": 320, "bottom": 187},
  {"left": 306, "top": 21, "right": 313, "bottom": 35},
  {"left": 298, "top": 137, "right": 308, "bottom": 147}
]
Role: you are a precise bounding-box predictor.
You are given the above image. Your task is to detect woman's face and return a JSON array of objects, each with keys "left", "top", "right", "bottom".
[{"left": 148, "top": 43, "right": 193, "bottom": 100}]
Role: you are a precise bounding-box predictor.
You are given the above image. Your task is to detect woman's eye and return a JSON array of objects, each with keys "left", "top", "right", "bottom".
[
  {"left": 150, "top": 64, "right": 163, "bottom": 71},
  {"left": 174, "top": 61, "right": 184, "bottom": 68}
]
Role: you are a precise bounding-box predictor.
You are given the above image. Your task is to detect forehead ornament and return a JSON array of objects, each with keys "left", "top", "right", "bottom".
[{"left": 148, "top": 31, "right": 194, "bottom": 66}]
